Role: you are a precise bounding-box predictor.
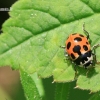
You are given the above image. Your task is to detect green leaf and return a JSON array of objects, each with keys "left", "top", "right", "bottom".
[
  {"left": 76, "top": 66, "right": 100, "bottom": 92},
  {"left": 1, "top": 0, "right": 100, "bottom": 92},
  {"left": 54, "top": 83, "right": 71, "bottom": 100},
  {"left": 20, "top": 70, "right": 42, "bottom": 100},
  {"left": 89, "top": 92, "right": 100, "bottom": 100}
]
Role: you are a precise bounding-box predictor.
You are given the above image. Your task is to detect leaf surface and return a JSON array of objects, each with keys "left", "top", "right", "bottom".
[{"left": 1, "top": 0, "right": 100, "bottom": 92}]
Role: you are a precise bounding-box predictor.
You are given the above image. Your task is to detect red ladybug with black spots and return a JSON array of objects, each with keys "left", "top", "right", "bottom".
[{"left": 61, "top": 23, "right": 100, "bottom": 69}]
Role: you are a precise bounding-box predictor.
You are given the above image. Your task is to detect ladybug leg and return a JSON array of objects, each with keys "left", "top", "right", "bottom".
[
  {"left": 92, "top": 43, "right": 100, "bottom": 50},
  {"left": 92, "top": 53, "right": 100, "bottom": 65},
  {"left": 64, "top": 52, "right": 70, "bottom": 62},
  {"left": 60, "top": 46, "right": 70, "bottom": 60},
  {"left": 60, "top": 45, "right": 66, "bottom": 49},
  {"left": 60, "top": 45, "right": 68, "bottom": 57},
  {"left": 83, "top": 23, "right": 90, "bottom": 39},
  {"left": 64, "top": 52, "right": 68, "bottom": 57},
  {"left": 73, "top": 65, "right": 78, "bottom": 79},
  {"left": 86, "top": 69, "right": 90, "bottom": 77},
  {"left": 92, "top": 53, "right": 97, "bottom": 65},
  {"left": 92, "top": 43, "right": 100, "bottom": 63}
]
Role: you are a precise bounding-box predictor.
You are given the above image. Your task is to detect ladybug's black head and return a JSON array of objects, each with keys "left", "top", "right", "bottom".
[
  {"left": 82, "top": 51, "right": 93, "bottom": 69},
  {"left": 74, "top": 50, "right": 93, "bottom": 68}
]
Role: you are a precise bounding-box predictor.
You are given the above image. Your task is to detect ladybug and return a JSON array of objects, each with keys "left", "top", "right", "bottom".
[{"left": 61, "top": 23, "right": 100, "bottom": 69}]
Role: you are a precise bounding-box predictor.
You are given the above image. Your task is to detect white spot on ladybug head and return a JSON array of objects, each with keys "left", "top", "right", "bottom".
[
  {"left": 83, "top": 55, "right": 93, "bottom": 68},
  {"left": 80, "top": 55, "right": 93, "bottom": 66},
  {"left": 87, "top": 56, "right": 93, "bottom": 62}
]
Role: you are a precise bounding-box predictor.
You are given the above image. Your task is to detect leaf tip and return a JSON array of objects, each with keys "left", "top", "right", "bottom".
[
  {"left": 52, "top": 80, "right": 56, "bottom": 83},
  {"left": 74, "top": 85, "right": 79, "bottom": 89},
  {"left": 89, "top": 91, "right": 93, "bottom": 94}
]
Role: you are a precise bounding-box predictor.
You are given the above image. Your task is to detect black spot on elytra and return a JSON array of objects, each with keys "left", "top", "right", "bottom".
[
  {"left": 86, "top": 42, "right": 88, "bottom": 44},
  {"left": 67, "top": 42, "right": 71, "bottom": 49},
  {"left": 79, "top": 34, "right": 84, "bottom": 37},
  {"left": 74, "top": 37, "right": 82, "bottom": 42},
  {"left": 83, "top": 45, "right": 88, "bottom": 51},
  {"left": 71, "top": 53, "right": 75, "bottom": 59},
  {"left": 73, "top": 45, "right": 81, "bottom": 55}
]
